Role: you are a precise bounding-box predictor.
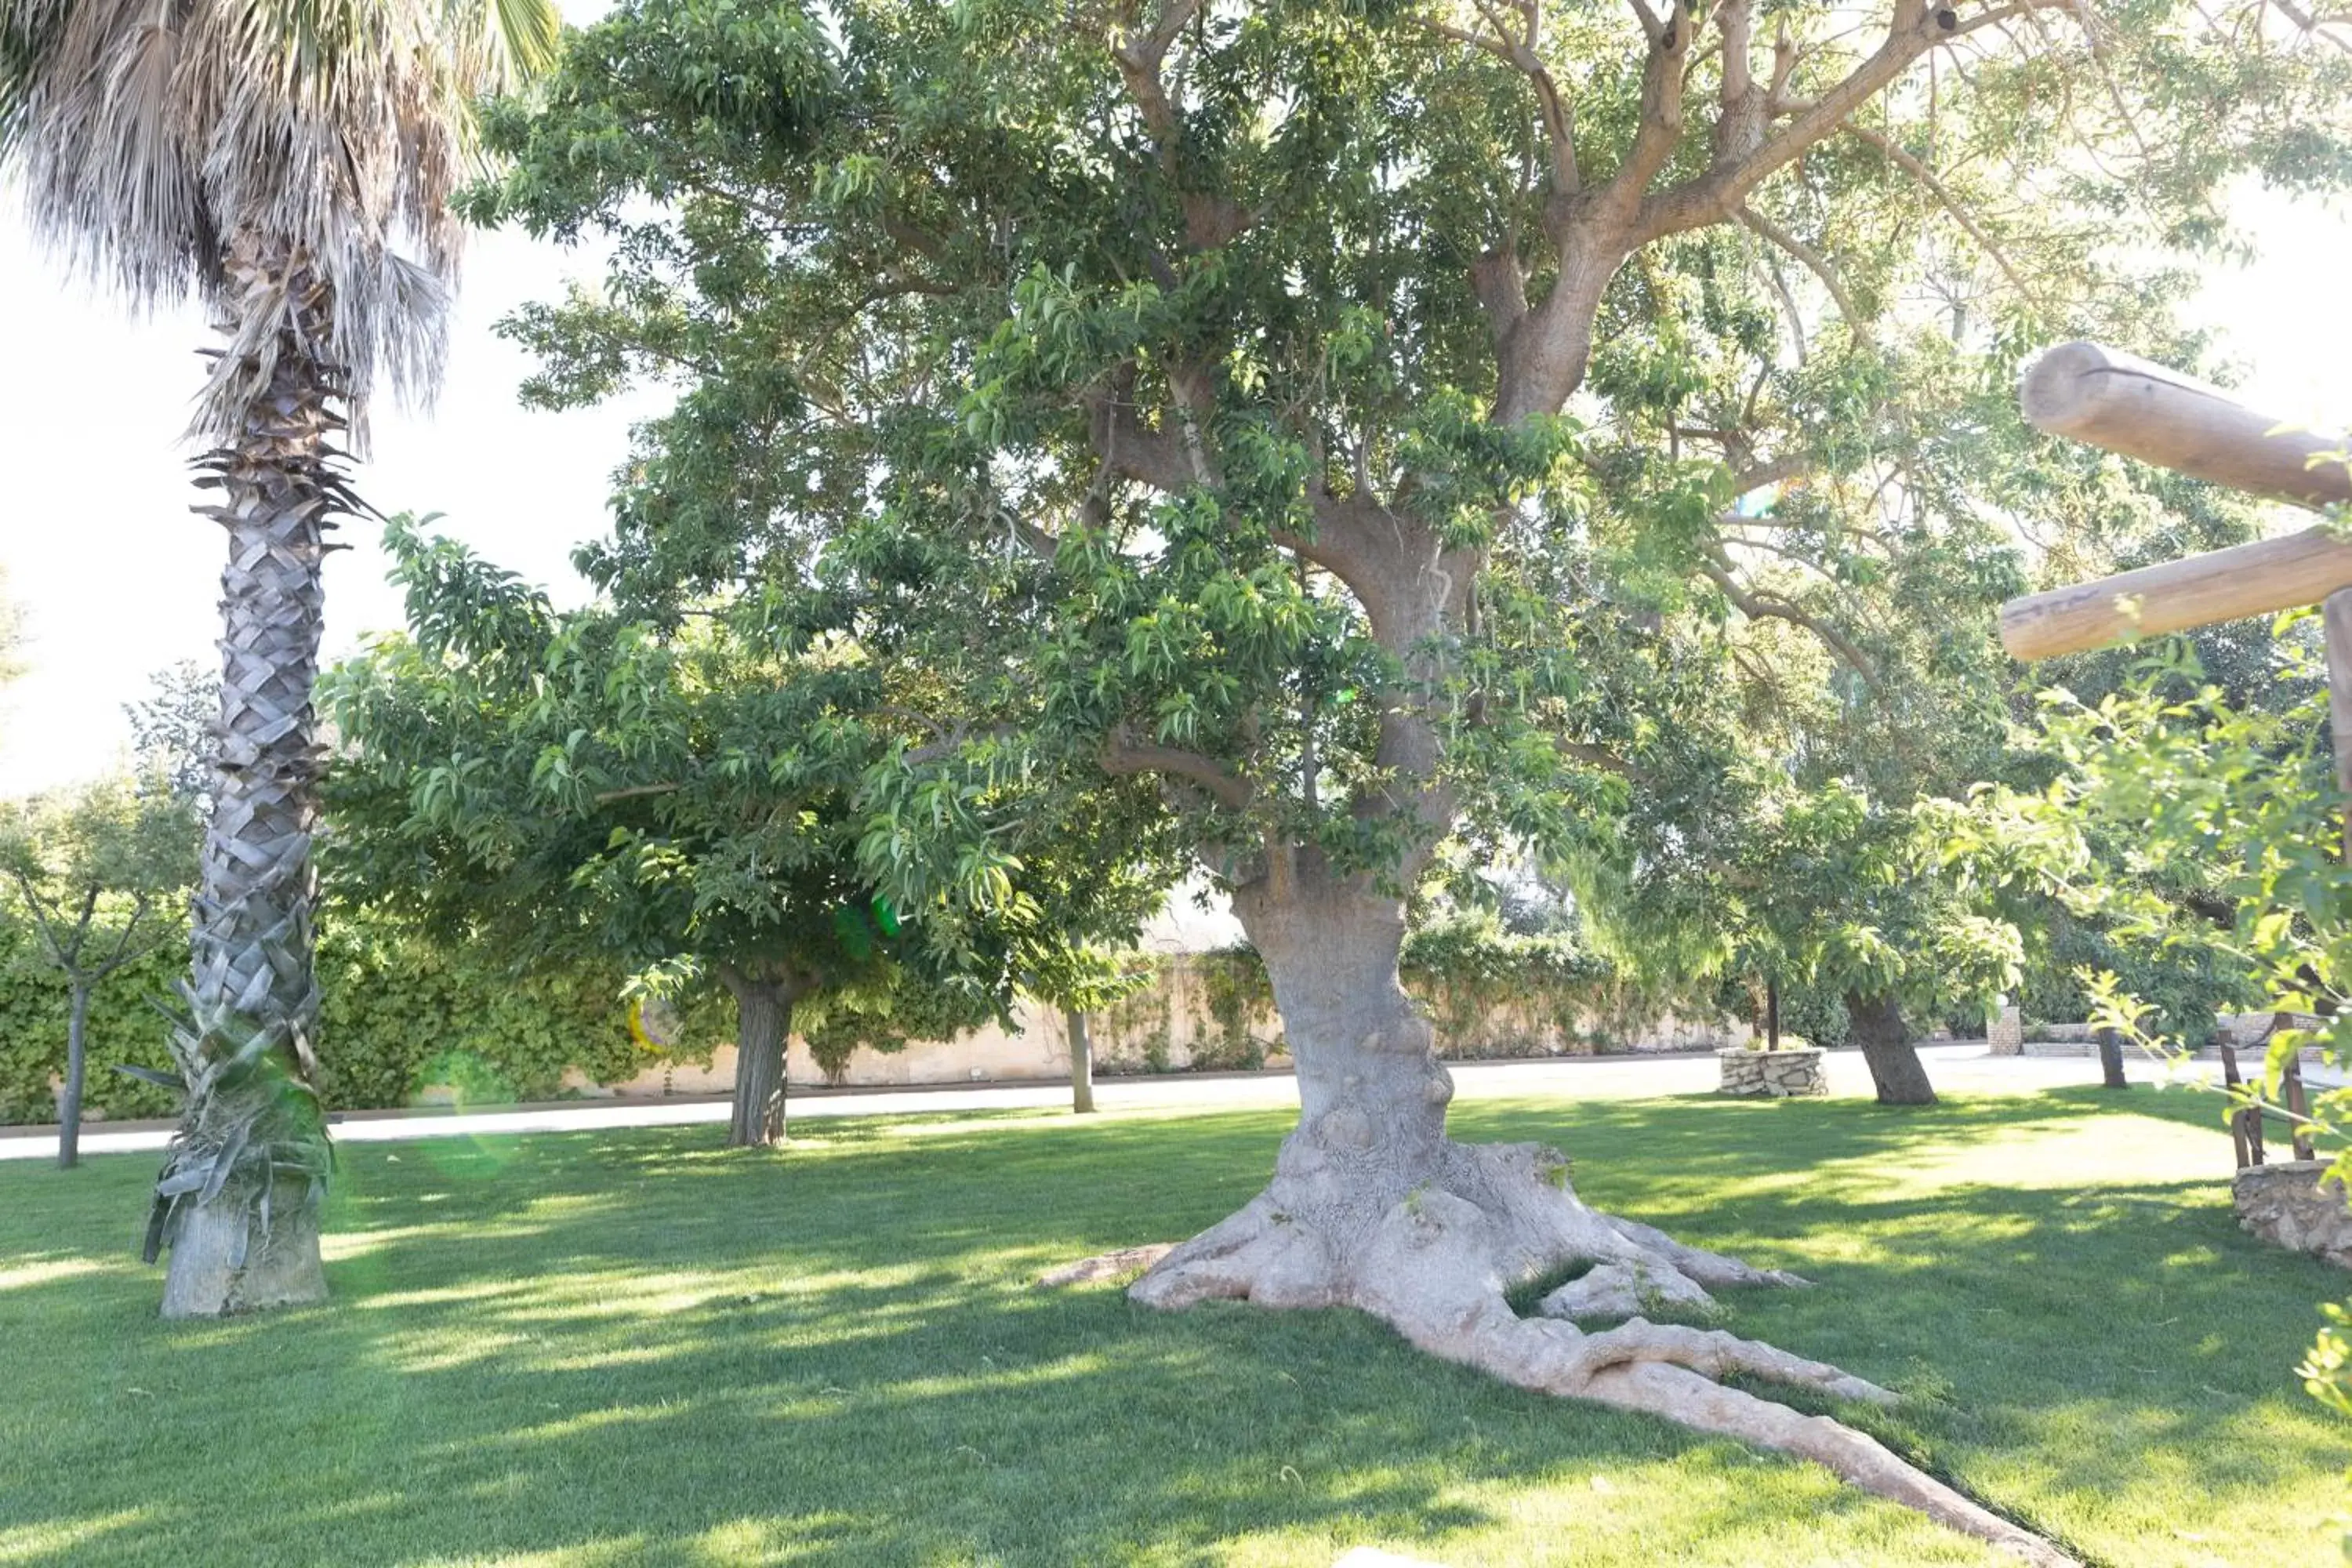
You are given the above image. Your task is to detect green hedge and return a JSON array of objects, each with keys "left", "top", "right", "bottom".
[{"left": 0, "top": 895, "right": 690, "bottom": 1126}]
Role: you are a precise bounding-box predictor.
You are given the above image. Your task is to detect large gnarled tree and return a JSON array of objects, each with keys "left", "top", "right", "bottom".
[
  {"left": 0, "top": 0, "right": 555, "bottom": 1315},
  {"left": 468, "top": 0, "right": 2349, "bottom": 1552}
]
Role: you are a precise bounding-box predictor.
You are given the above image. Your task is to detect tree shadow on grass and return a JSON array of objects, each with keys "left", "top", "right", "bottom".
[{"left": 0, "top": 1088, "right": 2342, "bottom": 1566}]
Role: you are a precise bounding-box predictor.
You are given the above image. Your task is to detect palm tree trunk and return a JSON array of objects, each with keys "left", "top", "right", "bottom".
[
  {"left": 158, "top": 237, "right": 343, "bottom": 1317},
  {"left": 58, "top": 979, "right": 89, "bottom": 1171}
]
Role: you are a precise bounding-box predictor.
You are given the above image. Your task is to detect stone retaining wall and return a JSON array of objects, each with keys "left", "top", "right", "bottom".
[{"left": 1717, "top": 1047, "right": 1826, "bottom": 1098}]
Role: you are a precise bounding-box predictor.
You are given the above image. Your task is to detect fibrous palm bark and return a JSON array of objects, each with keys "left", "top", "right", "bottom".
[
  {"left": 153, "top": 236, "right": 349, "bottom": 1316},
  {"left": 0, "top": 0, "right": 554, "bottom": 1315}
]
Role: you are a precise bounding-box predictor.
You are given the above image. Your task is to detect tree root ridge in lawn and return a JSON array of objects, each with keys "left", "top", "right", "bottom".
[{"left": 1127, "top": 1137, "right": 2080, "bottom": 1568}]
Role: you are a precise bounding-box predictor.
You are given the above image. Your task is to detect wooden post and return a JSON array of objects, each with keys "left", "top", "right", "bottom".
[
  {"left": 2020, "top": 342, "right": 2350, "bottom": 508},
  {"left": 2221, "top": 1043, "right": 2252, "bottom": 1169},
  {"left": 2221, "top": 1042, "right": 2265, "bottom": 1168},
  {"left": 2328, "top": 590, "right": 2352, "bottom": 865},
  {"left": 1999, "top": 528, "right": 2352, "bottom": 662},
  {"left": 1065, "top": 1007, "right": 1096, "bottom": 1115},
  {"left": 2287, "top": 1057, "right": 2317, "bottom": 1163}
]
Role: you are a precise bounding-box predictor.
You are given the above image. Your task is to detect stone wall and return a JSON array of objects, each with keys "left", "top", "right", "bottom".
[
  {"left": 2233, "top": 1160, "right": 2352, "bottom": 1268},
  {"left": 1717, "top": 1047, "right": 1826, "bottom": 1098},
  {"left": 596, "top": 956, "right": 1751, "bottom": 1095}
]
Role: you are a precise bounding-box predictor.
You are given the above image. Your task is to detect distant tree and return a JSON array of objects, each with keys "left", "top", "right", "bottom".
[
  {"left": 0, "top": 0, "right": 558, "bottom": 1316},
  {"left": 0, "top": 565, "right": 22, "bottom": 688},
  {"left": 124, "top": 661, "right": 219, "bottom": 812},
  {"left": 327, "top": 521, "right": 1172, "bottom": 1144},
  {"left": 0, "top": 778, "right": 198, "bottom": 1167}
]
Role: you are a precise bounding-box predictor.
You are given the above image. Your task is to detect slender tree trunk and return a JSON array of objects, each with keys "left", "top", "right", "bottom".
[
  {"left": 720, "top": 969, "right": 793, "bottom": 1147},
  {"left": 159, "top": 237, "right": 340, "bottom": 1317},
  {"left": 1066, "top": 1007, "right": 1096, "bottom": 1113},
  {"left": 2096, "top": 1025, "right": 2129, "bottom": 1091},
  {"left": 1766, "top": 975, "right": 1780, "bottom": 1051},
  {"left": 1845, "top": 992, "right": 1936, "bottom": 1106},
  {"left": 58, "top": 980, "right": 89, "bottom": 1171}
]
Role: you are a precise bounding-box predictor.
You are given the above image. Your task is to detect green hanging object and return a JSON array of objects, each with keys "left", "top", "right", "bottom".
[
  {"left": 872, "top": 895, "right": 901, "bottom": 938},
  {"left": 833, "top": 903, "right": 873, "bottom": 959}
]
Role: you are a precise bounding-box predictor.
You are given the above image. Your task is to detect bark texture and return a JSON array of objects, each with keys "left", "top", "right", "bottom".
[
  {"left": 2096, "top": 1026, "right": 2129, "bottom": 1091},
  {"left": 158, "top": 1178, "right": 326, "bottom": 1319},
  {"left": 1066, "top": 1007, "right": 1097, "bottom": 1114},
  {"left": 1131, "top": 859, "right": 2069, "bottom": 1565},
  {"left": 720, "top": 967, "right": 794, "bottom": 1147},
  {"left": 1846, "top": 991, "right": 1937, "bottom": 1106},
  {"left": 157, "top": 235, "right": 343, "bottom": 1317}
]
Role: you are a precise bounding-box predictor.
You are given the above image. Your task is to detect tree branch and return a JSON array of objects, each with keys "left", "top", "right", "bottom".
[
  {"left": 1838, "top": 122, "right": 2044, "bottom": 311},
  {"left": 1632, "top": 2, "right": 2050, "bottom": 244},
  {"left": 1592, "top": 0, "right": 1697, "bottom": 225},
  {"left": 1556, "top": 739, "right": 1648, "bottom": 782},
  {"left": 1730, "top": 452, "right": 1811, "bottom": 495},
  {"left": 1699, "top": 553, "right": 1880, "bottom": 688},
  {"left": 1737, "top": 206, "right": 1870, "bottom": 343},
  {"left": 1418, "top": 4, "right": 1581, "bottom": 194},
  {"left": 1101, "top": 729, "right": 1254, "bottom": 811}
]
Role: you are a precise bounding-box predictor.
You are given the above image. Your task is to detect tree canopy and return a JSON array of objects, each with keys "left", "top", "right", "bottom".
[{"left": 327, "top": 517, "right": 1178, "bottom": 1142}]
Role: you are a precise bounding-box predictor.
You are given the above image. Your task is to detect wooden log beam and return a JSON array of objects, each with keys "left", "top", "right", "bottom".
[
  {"left": 1999, "top": 525, "right": 2352, "bottom": 662},
  {"left": 2020, "top": 341, "right": 2350, "bottom": 508}
]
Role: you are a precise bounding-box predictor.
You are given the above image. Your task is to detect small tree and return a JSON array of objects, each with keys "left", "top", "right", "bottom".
[
  {"left": 124, "top": 661, "right": 220, "bottom": 814},
  {"left": 0, "top": 778, "right": 198, "bottom": 1167},
  {"left": 328, "top": 521, "right": 1168, "bottom": 1143}
]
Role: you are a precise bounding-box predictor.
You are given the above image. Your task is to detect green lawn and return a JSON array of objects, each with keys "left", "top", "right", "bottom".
[{"left": 0, "top": 1083, "right": 2343, "bottom": 1567}]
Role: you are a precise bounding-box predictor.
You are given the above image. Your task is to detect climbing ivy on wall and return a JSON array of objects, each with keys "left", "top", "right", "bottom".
[
  {"left": 1079, "top": 916, "right": 1737, "bottom": 1075},
  {"left": 0, "top": 891, "right": 688, "bottom": 1124}
]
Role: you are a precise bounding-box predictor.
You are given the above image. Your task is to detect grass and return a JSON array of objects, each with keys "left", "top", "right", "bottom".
[{"left": 0, "top": 1082, "right": 2344, "bottom": 1567}]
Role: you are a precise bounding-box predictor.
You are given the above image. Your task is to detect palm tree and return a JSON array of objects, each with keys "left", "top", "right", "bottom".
[{"left": 0, "top": 0, "right": 557, "bottom": 1316}]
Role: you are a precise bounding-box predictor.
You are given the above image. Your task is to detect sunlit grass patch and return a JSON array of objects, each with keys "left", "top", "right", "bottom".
[{"left": 0, "top": 1082, "right": 2340, "bottom": 1566}]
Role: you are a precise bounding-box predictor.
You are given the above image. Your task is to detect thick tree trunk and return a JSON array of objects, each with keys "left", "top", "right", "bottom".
[
  {"left": 1845, "top": 992, "right": 1936, "bottom": 1106},
  {"left": 158, "top": 1178, "right": 326, "bottom": 1318},
  {"left": 1127, "top": 854, "right": 2067, "bottom": 1565},
  {"left": 1065, "top": 1007, "right": 1096, "bottom": 1114},
  {"left": 58, "top": 982, "right": 89, "bottom": 1171},
  {"left": 159, "top": 237, "right": 341, "bottom": 1318},
  {"left": 721, "top": 970, "right": 793, "bottom": 1147}
]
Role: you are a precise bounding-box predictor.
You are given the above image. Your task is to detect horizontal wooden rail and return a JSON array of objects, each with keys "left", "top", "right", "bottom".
[
  {"left": 2002, "top": 342, "right": 2350, "bottom": 661},
  {"left": 1999, "top": 525, "right": 2352, "bottom": 662},
  {"left": 2020, "top": 340, "right": 2349, "bottom": 509}
]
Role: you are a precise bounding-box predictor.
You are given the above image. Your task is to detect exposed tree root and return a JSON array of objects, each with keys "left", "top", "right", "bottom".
[
  {"left": 1036, "top": 1243, "right": 1176, "bottom": 1287},
  {"left": 1125, "top": 1138, "right": 2078, "bottom": 1567}
]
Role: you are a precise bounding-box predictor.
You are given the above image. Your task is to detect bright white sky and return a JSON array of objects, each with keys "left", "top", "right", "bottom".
[{"left": 0, "top": 169, "right": 2344, "bottom": 796}]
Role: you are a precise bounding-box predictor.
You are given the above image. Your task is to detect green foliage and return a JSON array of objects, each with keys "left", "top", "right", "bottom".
[
  {"left": 1400, "top": 909, "right": 1700, "bottom": 1058},
  {"left": 326, "top": 517, "right": 1176, "bottom": 1069},
  {"left": 0, "top": 898, "right": 674, "bottom": 1126},
  {"left": 122, "top": 660, "right": 219, "bottom": 811}
]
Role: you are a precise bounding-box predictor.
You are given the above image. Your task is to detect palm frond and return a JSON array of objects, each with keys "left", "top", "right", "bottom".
[{"left": 0, "top": 0, "right": 559, "bottom": 439}]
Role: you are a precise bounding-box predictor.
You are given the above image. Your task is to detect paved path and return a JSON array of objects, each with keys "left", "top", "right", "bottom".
[{"left": 0, "top": 1043, "right": 2195, "bottom": 1163}]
